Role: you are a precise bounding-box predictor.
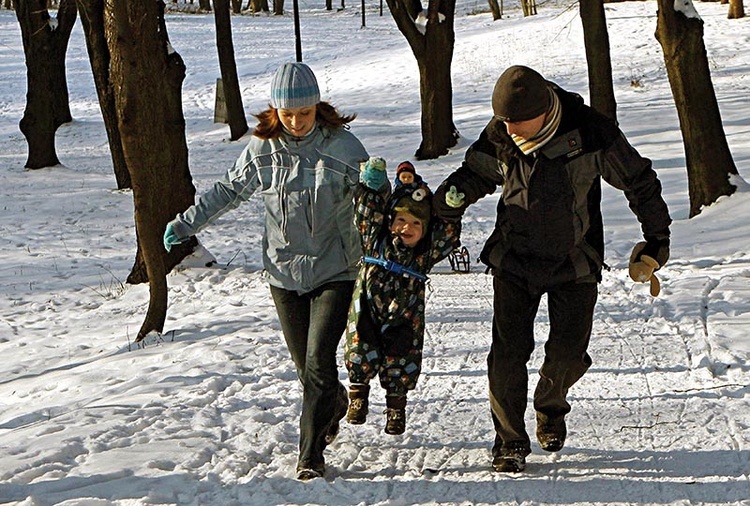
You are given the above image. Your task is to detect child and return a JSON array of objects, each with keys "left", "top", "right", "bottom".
[
  {"left": 344, "top": 158, "right": 461, "bottom": 435},
  {"left": 394, "top": 160, "right": 423, "bottom": 187}
]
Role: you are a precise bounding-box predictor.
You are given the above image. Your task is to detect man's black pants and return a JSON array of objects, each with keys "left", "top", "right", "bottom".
[{"left": 488, "top": 272, "right": 597, "bottom": 456}]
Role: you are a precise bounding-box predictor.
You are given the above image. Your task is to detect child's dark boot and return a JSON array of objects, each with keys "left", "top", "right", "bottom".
[
  {"left": 384, "top": 394, "right": 407, "bottom": 435},
  {"left": 347, "top": 383, "right": 370, "bottom": 424}
]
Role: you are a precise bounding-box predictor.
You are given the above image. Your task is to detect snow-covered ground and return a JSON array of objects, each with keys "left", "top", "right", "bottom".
[{"left": 0, "top": 1, "right": 748, "bottom": 504}]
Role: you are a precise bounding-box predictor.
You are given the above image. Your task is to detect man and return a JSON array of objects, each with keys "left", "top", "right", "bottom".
[{"left": 433, "top": 65, "right": 672, "bottom": 473}]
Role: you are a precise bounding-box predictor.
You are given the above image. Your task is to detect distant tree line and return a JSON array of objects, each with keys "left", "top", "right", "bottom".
[{"left": 9, "top": 0, "right": 746, "bottom": 342}]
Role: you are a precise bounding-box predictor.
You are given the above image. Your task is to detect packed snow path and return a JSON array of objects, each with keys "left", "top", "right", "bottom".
[
  {"left": 1, "top": 1, "right": 749, "bottom": 503},
  {"left": 1, "top": 254, "right": 747, "bottom": 505}
]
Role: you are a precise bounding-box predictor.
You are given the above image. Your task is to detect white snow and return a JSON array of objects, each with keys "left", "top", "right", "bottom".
[
  {"left": 674, "top": 0, "right": 702, "bottom": 20},
  {"left": 0, "top": 1, "right": 748, "bottom": 505}
]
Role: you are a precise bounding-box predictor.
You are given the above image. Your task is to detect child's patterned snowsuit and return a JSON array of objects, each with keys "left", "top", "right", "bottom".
[{"left": 344, "top": 183, "right": 461, "bottom": 395}]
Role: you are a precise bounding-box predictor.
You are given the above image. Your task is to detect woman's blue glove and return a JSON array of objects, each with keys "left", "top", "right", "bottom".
[
  {"left": 360, "top": 157, "right": 387, "bottom": 190},
  {"left": 163, "top": 220, "right": 191, "bottom": 252}
]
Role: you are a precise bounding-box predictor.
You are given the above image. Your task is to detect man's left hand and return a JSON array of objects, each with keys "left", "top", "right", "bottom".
[{"left": 629, "top": 241, "right": 662, "bottom": 296}]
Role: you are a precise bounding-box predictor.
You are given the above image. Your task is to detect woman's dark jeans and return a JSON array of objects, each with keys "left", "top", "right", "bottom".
[{"left": 270, "top": 280, "right": 354, "bottom": 468}]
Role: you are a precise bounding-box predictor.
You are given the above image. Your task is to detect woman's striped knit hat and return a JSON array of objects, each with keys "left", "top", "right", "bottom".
[{"left": 270, "top": 62, "right": 321, "bottom": 109}]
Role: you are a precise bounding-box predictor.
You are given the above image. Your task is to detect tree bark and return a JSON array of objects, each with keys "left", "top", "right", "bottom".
[
  {"left": 487, "top": 0, "right": 502, "bottom": 20},
  {"left": 520, "top": 0, "right": 536, "bottom": 17},
  {"left": 76, "top": 0, "right": 131, "bottom": 189},
  {"left": 214, "top": 0, "right": 249, "bottom": 140},
  {"left": 249, "top": 0, "right": 269, "bottom": 12},
  {"left": 655, "top": 0, "right": 738, "bottom": 217},
  {"left": 403, "top": 0, "right": 422, "bottom": 18},
  {"left": 107, "top": 0, "right": 197, "bottom": 341},
  {"left": 580, "top": 0, "right": 617, "bottom": 122},
  {"left": 728, "top": 0, "right": 744, "bottom": 18},
  {"left": 13, "top": 0, "right": 77, "bottom": 169},
  {"left": 386, "top": 0, "right": 458, "bottom": 160}
]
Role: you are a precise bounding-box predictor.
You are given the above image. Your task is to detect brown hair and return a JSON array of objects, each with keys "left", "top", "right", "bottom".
[{"left": 252, "top": 101, "right": 357, "bottom": 140}]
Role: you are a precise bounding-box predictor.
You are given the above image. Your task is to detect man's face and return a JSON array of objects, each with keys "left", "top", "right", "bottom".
[{"left": 503, "top": 112, "right": 546, "bottom": 140}]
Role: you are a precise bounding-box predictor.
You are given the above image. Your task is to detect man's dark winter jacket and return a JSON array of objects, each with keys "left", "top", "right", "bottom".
[{"left": 439, "top": 84, "right": 672, "bottom": 288}]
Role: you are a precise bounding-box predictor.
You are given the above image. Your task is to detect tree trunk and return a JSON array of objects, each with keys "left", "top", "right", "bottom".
[
  {"left": 521, "top": 0, "right": 536, "bottom": 16},
  {"left": 487, "top": 0, "right": 502, "bottom": 20},
  {"left": 76, "top": 0, "right": 131, "bottom": 189},
  {"left": 415, "top": 54, "right": 458, "bottom": 160},
  {"left": 13, "top": 0, "right": 77, "bottom": 169},
  {"left": 386, "top": 0, "right": 458, "bottom": 160},
  {"left": 273, "top": 0, "right": 284, "bottom": 15},
  {"left": 728, "top": 0, "right": 745, "bottom": 18},
  {"left": 199, "top": 0, "right": 211, "bottom": 11},
  {"left": 51, "top": 0, "right": 76, "bottom": 126},
  {"left": 580, "top": 0, "right": 617, "bottom": 121},
  {"left": 107, "top": 0, "right": 197, "bottom": 341},
  {"left": 403, "top": 0, "right": 422, "bottom": 18},
  {"left": 249, "top": 0, "right": 269, "bottom": 13},
  {"left": 214, "top": 0, "right": 249, "bottom": 140},
  {"left": 655, "top": 0, "right": 738, "bottom": 217}
]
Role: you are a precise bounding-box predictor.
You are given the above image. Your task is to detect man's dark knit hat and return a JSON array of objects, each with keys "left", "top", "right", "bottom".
[{"left": 492, "top": 65, "right": 550, "bottom": 122}]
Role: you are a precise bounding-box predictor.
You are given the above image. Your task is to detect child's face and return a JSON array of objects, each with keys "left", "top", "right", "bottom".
[
  {"left": 390, "top": 211, "right": 424, "bottom": 248},
  {"left": 398, "top": 172, "right": 415, "bottom": 184}
]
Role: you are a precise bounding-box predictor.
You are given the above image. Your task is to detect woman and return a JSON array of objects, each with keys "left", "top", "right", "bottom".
[{"left": 163, "top": 62, "right": 369, "bottom": 480}]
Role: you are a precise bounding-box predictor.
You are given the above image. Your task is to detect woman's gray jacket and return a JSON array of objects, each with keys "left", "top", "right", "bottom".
[{"left": 171, "top": 125, "right": 369, "bottom": 294}]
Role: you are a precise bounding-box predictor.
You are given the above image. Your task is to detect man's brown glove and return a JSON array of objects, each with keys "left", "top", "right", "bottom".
[{"left": 629, "top": 241, "right": 662, "bottom": 296}]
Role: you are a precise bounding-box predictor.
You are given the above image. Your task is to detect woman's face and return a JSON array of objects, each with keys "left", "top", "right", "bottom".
[
  {"left": 390, "top": 211, "right": 425, "bottom": 248},
  {"left": 277, "top": 105, "right": 317, "bottom": 137}
]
